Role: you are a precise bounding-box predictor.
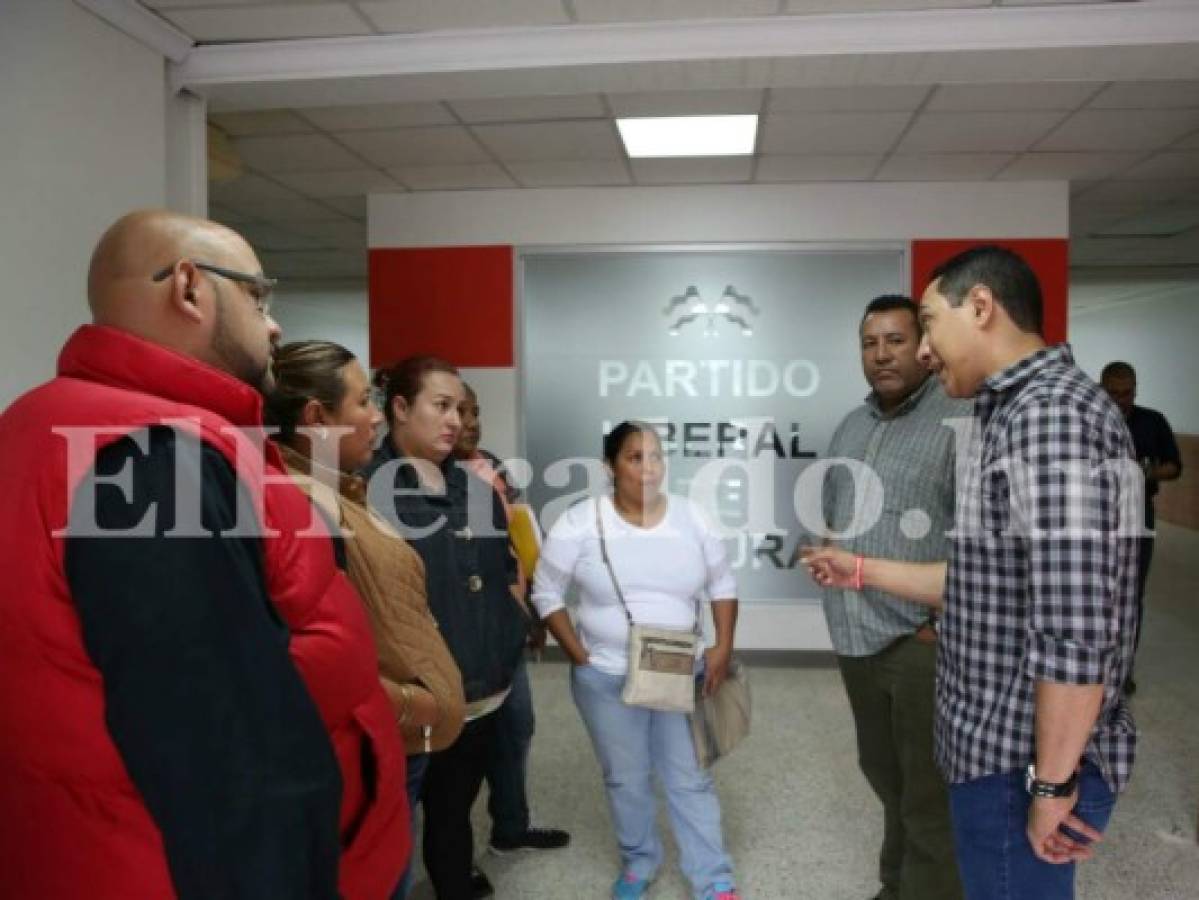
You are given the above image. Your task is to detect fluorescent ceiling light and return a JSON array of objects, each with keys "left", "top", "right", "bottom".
[{"left": 616, "top": 115, "right": 758, "bottom": 158}]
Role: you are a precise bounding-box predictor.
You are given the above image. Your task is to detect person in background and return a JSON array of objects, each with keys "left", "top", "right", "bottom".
[
  {"left": 0, "top": 209, "right": 408, "bottom": 900},
  {"left": 1099, "top": 361, "right": 1182, "bottom": 695},
  {"left": 533, "top": 421, "right": 741, "bottom": 900},
  {"left": 820, "top": 294, "right": 967, "bottom": 900},
  {"left": 367, "top": 357, "right": 529, "bottom": 900},
  {"left": 804, "top": 246, "right": 1139, "bottom": 900},
  {"left": 264, "top": 341, "right": 467, "bottom": 900},
  {"left": 453, "top": 383, "right": 571, "bottom": 869}
]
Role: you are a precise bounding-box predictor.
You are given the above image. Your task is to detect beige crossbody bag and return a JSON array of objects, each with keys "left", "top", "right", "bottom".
[{"left": 595, "top": 501, "right": 698, "bottom": 714}]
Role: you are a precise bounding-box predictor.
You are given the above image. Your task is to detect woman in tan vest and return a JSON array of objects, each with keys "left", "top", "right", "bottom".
[{"left": 264, "top": 341, "right": 465, "bottom": 900}]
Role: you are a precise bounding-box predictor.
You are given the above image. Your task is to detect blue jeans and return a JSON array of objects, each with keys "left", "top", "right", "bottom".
[
  {"left": 391, "top": 752, "right": 430, "bottom": 900},
  {"left": 948, "top": 761, "right": 1116, "bottom": 900},
  {"left": 571, "top": 664, "right": 735, "bottom": 899},
  {"left": 487, "top": 655, "right": 535, "bottom": 842}
]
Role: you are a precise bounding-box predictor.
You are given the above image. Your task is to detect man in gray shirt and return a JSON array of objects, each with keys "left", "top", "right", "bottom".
[{"left": 821, "top": 294, "right": 968, "bottom": 900}]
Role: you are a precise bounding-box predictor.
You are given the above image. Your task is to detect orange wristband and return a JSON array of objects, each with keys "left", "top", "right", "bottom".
[{"left": 853, "top": 555, "right": 865, "bottom": 592}]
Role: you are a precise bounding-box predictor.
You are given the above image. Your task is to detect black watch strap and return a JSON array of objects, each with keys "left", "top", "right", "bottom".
[{"left": 1025, "top": 764, "right": 1078, "bottom": 798}]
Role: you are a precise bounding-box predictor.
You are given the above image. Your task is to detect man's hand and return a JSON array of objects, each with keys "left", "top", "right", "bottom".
[
  {"left": 799, "top": 546, "right": 858, "bottom": 590},
  {"left": 1027, "top": 794, "right": 1103, "bottom": 864},
  {"left": 702, "top": 643, "right": 732, "bottom": 697}
]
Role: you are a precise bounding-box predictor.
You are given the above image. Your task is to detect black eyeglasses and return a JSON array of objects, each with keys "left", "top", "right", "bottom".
[{"left": 153, "top": 261, "right": 277, "bottom": 317}]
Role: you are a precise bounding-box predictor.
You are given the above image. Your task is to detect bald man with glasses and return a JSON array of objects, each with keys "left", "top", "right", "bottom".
[{"left": 0, "top": 210, "right": 410, "bottom": 900}]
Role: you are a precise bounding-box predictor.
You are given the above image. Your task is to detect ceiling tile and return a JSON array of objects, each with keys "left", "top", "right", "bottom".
[
  {"left": 926, "top": 82, "right": 1100, "bottom": 112},
  {"left": 300, "top": 103, "right": 454, "bottom": 131},
  {"left": 323, "top": 196, "right": 369, "bottom": 219},
  {"left": 784, "top": 1, "right": 986, "bottom": 11},
  {"left": 357, "top": 0, "right": 569, "bottom": 32},
  {"left": 995, "top": 152, "right": 1142, "bottom": 181},
  {"left": 1088, "top": 81, "right": 1199, "bottom": 110},
  {"left": 507, "top": 160, "right": 631, "bottom": 187},
  {"left": 573, "top": 0, "right": 778, "bottom": 23},
  {"left": 1072, "top": 179, "right": 1199, "bottom": 215},
  {"left": 236, "top": 223, "right": 324, "bottom": 252},
  {"left": 282, "top": 221, "right": 369, "bottom": 250},
  {"left": 232, "top": 133, "right": 366, "bottom": 173},
  {"left": 898, "top": 111, "right": 1066, "bottom": 153},
  {"left": 755, "top": 154, "right": 880, "bottom": 181},
  {"left": 161, "top": 4, "right": 371, "bottom": 42},
  {"left": 608, "top": 90, "right": 764, "bottom": 117},
  {"left": 336, "top": 126, "right": 489, "bottom": 167},
  {"left": 388, "top": 163, "right": 517, "bottom": 190},
  {"left": 473, "top": 121, "right": 624, "bottom": 162},
  {"left": 274, "top": 169, "right": 406, "bottom": 198},
  {"left": 875, "top": 153, "right": 1014, "bottom": 181},
  {"left": 1092, "top": 205, "right": 1199, "bottom": 238},
  {"left": 769, "top": 86, "right": 929, "bottom": 113},
  {"left": 1038, "top": 110, "right": 1199, "bottom": 152},
  {"left": 208, "top": 203, "right": 257, "bottom": 226},
  {"left": 631, "top": 157, "right": 754, "bottom": 185},
  {"left": 209, "top": 110, "right": 314, "bottom": 137},
  {"left": 1120, "top": 151, "right": 1199, "bottom": 181},
  {"left": 224, "top": 196, "right": 352, "bottom": 223},
  {"left": 209, "top": 172, "right": 305, "bottom": 205},
  {"left": 762, "top": 112, "right": 912, "bottom": 154},
  {"left": 449, "top": 95, "right": 607, "bottom": 124}
]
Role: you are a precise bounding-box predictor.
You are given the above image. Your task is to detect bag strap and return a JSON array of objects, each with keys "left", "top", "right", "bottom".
[{"left": 595, "top": 497, "right": 701, "bottom": 636}]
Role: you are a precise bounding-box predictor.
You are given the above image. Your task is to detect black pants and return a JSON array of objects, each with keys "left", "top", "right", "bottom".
[
  {"left": 1133, "top": 536, "right": 1155, "bottom": 657},
  {"left": 421, "top": 713, "right": 498, "bottom": 900}
]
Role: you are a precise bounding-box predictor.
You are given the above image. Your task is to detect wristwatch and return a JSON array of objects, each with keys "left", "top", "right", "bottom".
[{"left": 1025, "top": 764, "right": 1078, "bottom": 799}]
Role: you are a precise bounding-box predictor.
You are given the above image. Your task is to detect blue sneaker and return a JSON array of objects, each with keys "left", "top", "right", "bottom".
[
  {"left": 612, "top": 871, "right": 652, "bottom": 899},
  {"left": 700, "top": 882, "right": 741, "bottom": 900}
]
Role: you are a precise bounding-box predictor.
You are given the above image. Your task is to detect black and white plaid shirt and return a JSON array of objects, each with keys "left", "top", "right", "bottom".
[{"left": 935, "top": 344, "right": 1140, "bottom": 793}]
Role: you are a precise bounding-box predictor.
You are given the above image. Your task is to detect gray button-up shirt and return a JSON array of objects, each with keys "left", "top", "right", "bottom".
[{"left": 821, "top": 377, "right": 971, "bottom": 656}]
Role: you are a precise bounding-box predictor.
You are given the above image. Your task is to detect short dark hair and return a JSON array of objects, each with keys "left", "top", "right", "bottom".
[
  {"left": 861, "top": 294, "right": 920, "bottom": 333},
  {"left": 603, "top": 420, "right": 660, "bottom": 464},
  {"left": 1100, "top": 361, "right": 1136, "bottom": 382},
  {"left": 930, "top": 245, "right": 1043, "bottom": 335},
  {"left": 373, "top": 355, "right": 459, "bottom": 426},
  {"left": 264, "top": 341, "right": 357, "bottom": 443}
]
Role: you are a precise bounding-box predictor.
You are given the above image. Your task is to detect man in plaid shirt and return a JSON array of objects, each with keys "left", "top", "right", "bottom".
[{"left": 803, "top": 246, "right": 1140, "bottom": 900}]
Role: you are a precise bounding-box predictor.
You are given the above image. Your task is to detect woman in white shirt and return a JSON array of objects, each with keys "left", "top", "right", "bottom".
[{"left": 532, "top": 421, "right": 741, "bottom": 900}]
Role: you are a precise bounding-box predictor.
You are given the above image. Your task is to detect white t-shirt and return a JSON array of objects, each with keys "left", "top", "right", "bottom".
[{"left": 531, "top": 494, "right": 737, "bottom": 676}]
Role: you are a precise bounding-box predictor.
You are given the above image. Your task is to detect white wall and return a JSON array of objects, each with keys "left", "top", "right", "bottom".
[
  {"left": 0, "top": 0, "right": 168, "bottom": 407},
  {"left": 365, "top": 182, "right": 1068, "bottom": 649},
  {"left": 1071, "top": 282, "right": 1199, "bottom": 434},
  {"left": 272, "top": 286, "right": 371, "bottom": 366}
]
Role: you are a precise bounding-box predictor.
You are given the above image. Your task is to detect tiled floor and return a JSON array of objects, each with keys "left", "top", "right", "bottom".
[{"left": 410, "top": 523, "right": 1199, "bottom": 899}]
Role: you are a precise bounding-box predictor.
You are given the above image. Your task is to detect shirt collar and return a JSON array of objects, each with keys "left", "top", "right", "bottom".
[
  {"left": 980, "top": 342, "right": 1073, "bottom": 399},
  {"left": 864, "top": 375, "right": 935, "bottom": 419}
]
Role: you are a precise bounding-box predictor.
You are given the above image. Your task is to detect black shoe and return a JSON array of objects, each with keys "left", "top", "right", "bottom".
[
  {"left": 470, "top": 865, "right": 494, "bottom": 899},
  {"left": 488, "top": 826, "right": 571, "bottom": 855}
]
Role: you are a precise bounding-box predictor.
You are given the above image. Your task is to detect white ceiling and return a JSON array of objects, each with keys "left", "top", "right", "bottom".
[{"left": 123, "top": 0, "right": 1199, "bottom": 290}]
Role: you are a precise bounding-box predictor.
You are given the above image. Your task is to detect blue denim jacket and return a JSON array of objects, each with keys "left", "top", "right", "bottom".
[{"left": 365, "top": 439, "right": 527, "bottom": 703}]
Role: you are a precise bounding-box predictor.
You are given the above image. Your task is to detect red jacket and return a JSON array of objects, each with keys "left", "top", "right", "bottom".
[{"left": 0, "top": 326, "right": 408, "bottom": 899}]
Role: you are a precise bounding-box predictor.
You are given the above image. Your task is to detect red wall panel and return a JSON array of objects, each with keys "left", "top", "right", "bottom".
[
  {"left": 369, "top": 245, "right": 514, "bottom": 369},
  {"left": 910, "top": 239, "right": 1069, "bottom": 344}
]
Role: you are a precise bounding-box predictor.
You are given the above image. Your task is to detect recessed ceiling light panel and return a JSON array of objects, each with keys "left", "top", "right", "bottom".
[{"left": 616, "top": 115, "right": 758, "bottom": 158}]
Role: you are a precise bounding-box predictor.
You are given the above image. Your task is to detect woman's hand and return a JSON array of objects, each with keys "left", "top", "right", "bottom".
[
  {"left": 799, "top": 546, "right": 859, "bottom": 590},
  {"left": 702, "top": 643, "right": 732, "bottom": 697}
]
